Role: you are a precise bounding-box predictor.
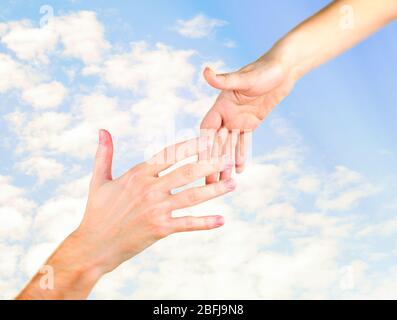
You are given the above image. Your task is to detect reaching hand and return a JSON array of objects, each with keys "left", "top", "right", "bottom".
[
  {"left": 17, "top": 130, "right": 236, "bottom": 299},
  {"left": 200, "top": 54, "right": 297, "bottom": 177},
  {"left": 79, "top": 130, "right": 236, "bottom": 274}
]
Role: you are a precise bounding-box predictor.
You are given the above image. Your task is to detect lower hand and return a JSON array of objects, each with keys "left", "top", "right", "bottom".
[{"left": 17, "top": 130, "right": 236, "bottom": 299}]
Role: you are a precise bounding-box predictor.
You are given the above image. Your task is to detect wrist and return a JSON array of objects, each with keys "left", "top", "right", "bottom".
[
  {"left": 62, "top": 229, "right": 107, "bottom": 280},
  {"left": 266, "top": 34, "right": 308, "bottom": 82},
  {"left": 17, "top": 230, "right": 104, "bottom": 300},
  {"left": 47, "top": 230, "right": 105, "bottom": 298}
]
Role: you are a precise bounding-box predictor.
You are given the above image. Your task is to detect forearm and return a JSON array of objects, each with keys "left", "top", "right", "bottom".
[
  {"left": 16, "top": 231, "right": 103, "bottom": 300},
  {"left": 269, "top": 0, "right": 397, "bottom": 79}
]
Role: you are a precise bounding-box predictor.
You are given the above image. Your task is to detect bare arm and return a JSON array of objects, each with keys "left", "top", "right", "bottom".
[{"left": 276, "top": 0, "right": 397, "bottom": 78}]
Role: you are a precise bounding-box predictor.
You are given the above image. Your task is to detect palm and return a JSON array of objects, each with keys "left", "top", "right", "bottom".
[
  {"left": 202, "top": 64, "right": 295, "bottom": 132},
  {"left": 208, "top": 85, "right": 289, "bottom": 132},
  {"left": 200, "top": 59, "right": 296, "bottom": 175}
]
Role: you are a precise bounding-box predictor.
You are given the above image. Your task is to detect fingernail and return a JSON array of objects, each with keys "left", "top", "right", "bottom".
[
  {"left": 225, "top": 179, "right": 237, "bottom": 190},
  {"left": 99, "top": 129, "right": 105, "bottom": 145},
  {"left": 236, "top": 164, "right": 245, "bottom": 174},
  {"left": 214, "top": 216, "right": 225, "bottom": 228},
  {"left": 208, "top": 67, "right": 222, "bottom": 80}
]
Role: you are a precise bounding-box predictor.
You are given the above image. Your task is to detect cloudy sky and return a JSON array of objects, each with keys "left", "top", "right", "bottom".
[{"left": 1, "top": 0, "right": 397, "bottom": 299}]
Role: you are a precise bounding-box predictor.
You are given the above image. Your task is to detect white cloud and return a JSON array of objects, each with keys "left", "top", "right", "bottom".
[
  {"left": 56, "top": 174, "right": 91, "bottom": 198},
  {"left": 295, "top": 175, "right": 320, "bottom": 193},
  {"left": 0, "top": 53, "right": 39, "bottom": 93},
  {"left": 0, "top": 176, "right": 35, "bottom": 242},
  {"left": 22, "top": 81, "right": 67, "bottom": 109},
  {"left": 5, "top": 40, "right": 221, "bottom": 161},
  {"left": 33, "top": 196, "right": 85, "bottom": 244},
  {"left": 174, "top": 14, "right": 227, "bottom": 39},
  {"left": 16, "top": 156, "right": 64, "bottom": 184},
  {"left": 0, "top": 20, "right": 59, "bottom": 62},
  {"left": 53, "top": 11, "right": 109, "bottom": 64},
  {"left": 315, "top": 166, "right": 378, "bottom": 211},
  {"left": 223, "top": 39, "right": 236, "bottom": 48},
  {"left": 96, "top": 42, "right": 196, "bottom": 95},
  {"left": 357, "top": 218, "right": 397, "bottom": 238},
  {"left": 233, "top": 162, "right": 284, "bottom": 212},
  {"left": 6, "top": 93, "right": 132, "bottom": 159},
  {"left": 5, "top": 111, "right": 72, "bottom": 154},
  {"left": 0, "top": 11, "right": 109, "bottom": 64},
  {"left": 0, "top": 244, "right": 23, "bottom": 277},
  {"left": 19, "top": 242, "right": 60, "bottom": 279}
]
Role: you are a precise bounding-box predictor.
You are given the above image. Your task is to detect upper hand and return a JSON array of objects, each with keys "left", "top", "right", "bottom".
[{"left": 200, "top": 54, "right": 297, "bottom": 175}]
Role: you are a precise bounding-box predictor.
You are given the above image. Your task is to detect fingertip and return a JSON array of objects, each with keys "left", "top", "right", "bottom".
[
  {"left": 98, "top": 129, "right": 111, "bottom": 146},
  {"left": 220, "top": 169, "right": 232, "bottom": 182},
  {"left": 235, "top": 166, "right": 244, "bottom": 174},
  {"left": 92, "top": 129, "right": 114, "bottom": 188},
  {"left": 203, "top": 66, "right": 215, "bottom": 79},
  {"left": 224, "top": 178, "right": 237, "bottom": 191},
  {"left": 206, "top": 175, "right": 218, "bottom": 185},
  {"left": 213, "top": 215, "right": 225, "bottom": 228},
  {"left": 203, "top": 66, "right": 223, "bottom": 90}
]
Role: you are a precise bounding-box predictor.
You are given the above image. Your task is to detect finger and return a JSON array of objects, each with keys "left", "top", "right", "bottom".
[
  {"left": 203, "top": 66, "right": 253, "bottom": 91},
  {"left": 235, "top": 131, "right": 251, "bottom": 174},
  {"left": 91, "top": 129, "right": 113, "bottom": 190},
  {"left": 199, "top": 110, "right": 221, "bottom": 166},
  {"left": 158, "top": 157, "right": 232, "bottom": 190},
  {"left": 200, "top": 108, "right": 222, "bottom": 130},
  {"left": 170, "top": 215, "right": 225, "bottom": 233},
  {"left": 146, "top": 136, "right": 208, "bottom": 176},
  {"left": 206, "top": 128, "right": 228, "bottom": 184},
  {"left": 220, "top": 131, "right": 238, "bottom": 181},
  {"left": 169, "top": 178, "right": 236, "bottom": 210},
  {"left": 198, "top": 128, "right": 216, "bottom": 166}
]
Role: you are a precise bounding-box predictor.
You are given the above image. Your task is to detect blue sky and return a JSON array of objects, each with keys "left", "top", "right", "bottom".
[{"left": 0, "top": 0, "right": 396, "bottom": 299}]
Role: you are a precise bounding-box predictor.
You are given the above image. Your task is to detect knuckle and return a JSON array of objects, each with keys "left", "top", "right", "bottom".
[
  {"left": 181, "top": 164, "right": 196, "bottom": 179},
  {"left": 212, "top": 183, "right": 223, "bottom": 195},
  {"left": 212, "top": 161, "right": 224, "bottom": 173},
  {"left": 149, "top": 217, "right": 170, "bottom": 239},
  {"left": 187, "top": 190, "right": 199, "bottom": 204},
  {"left": 223, "top": 73, "right": 232, "bottom": 85},
  {"left": 154, "top": 226, "right": 169, "bottom": 239},
  {"left": 142, "top": 189, "right": 161, "bottom": 202},
  {"left": 183, "top": 217, "right": 195, "bottom": 230},
  {"left": 149, "top": 200, "right": 172, "bottom": 213},
  {"left": 202, "top": 216, "right": 212, "bottom": 229},
  {"left": 125, "top": 172, "right": 138, "bottom": 188},
  {"left": 125, "top": 173, "right": 151, "bottom": 191},
  {"left": 131, "top": 163, "right": 147, "bottom": 175}
]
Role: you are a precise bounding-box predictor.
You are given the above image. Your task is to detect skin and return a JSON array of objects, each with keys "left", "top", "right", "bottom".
[
  {"left": 16, "top": 130, "right": 236, "bottom": 299},
  {"left": 201, "top": 0, "right": 397, "bottom": 182}
]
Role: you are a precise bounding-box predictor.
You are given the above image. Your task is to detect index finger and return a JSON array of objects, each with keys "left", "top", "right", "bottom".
[{"left": 146, "top": 136, "right": 209, "bottom": 176}]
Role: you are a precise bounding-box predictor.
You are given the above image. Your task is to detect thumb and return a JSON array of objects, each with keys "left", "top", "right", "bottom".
[
  {"left": 203, "top": 66, "right": 253, "bottom": 92},
  {"left": 91, "top": 129, "right": 113, "bottom": 189}
]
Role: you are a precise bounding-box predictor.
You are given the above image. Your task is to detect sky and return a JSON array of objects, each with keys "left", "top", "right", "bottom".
[{"left": 0, "top": 0, "right": 396, "bottom": 299}]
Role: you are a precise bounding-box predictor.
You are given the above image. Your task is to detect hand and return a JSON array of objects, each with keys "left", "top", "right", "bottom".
[
  {"left": 78, "top": 130, "right": 236, "bottom": 273},
  {"left": 17, "top": 130, "right": 236, "bottom": 299},
  {"left": 200, "top": 0, "right": 397, "bottom": 181},
  {"left": 201, "top": 52, "right": 297, "bottom": 177}
]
